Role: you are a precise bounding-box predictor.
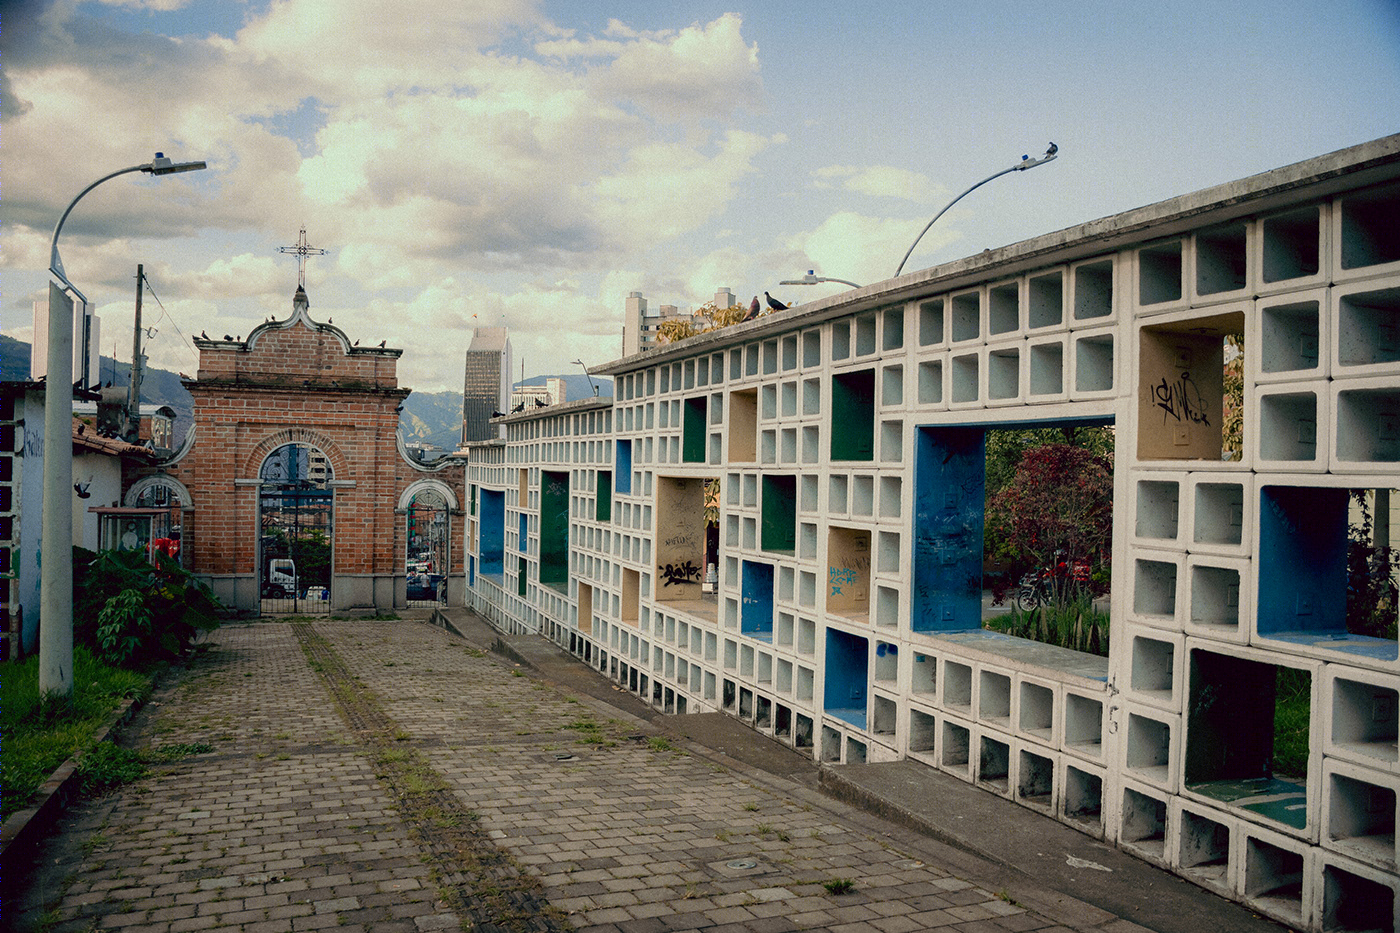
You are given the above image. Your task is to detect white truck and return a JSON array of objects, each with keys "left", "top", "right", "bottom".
[{"left": 264, "top": 558, "right": 297, "bottom": 599}]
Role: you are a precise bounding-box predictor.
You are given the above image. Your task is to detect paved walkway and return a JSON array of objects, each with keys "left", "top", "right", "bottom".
[{"left": 11, "top": 616, "right": 1277, "bottom": 933}]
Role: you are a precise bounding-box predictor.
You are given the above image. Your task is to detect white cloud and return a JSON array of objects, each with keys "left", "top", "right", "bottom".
[
  {"left": 812, "top": 164, "right": 945, "bottom": 204},
  {"left": 789, "top": 211, "right": 962, "bottom": 287}
]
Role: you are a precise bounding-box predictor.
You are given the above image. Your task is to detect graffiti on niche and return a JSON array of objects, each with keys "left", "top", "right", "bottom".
[
  {"left": 660, "top": 560, "right": 701, "bottom": 587},
  {"left": 830, "top": 566, "right": 857, "bottom": 596},
  {"left": 1150, "top": 370, "right": 1210, "bottom": 426}
]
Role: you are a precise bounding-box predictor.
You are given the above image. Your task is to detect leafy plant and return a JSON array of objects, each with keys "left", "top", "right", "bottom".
[
  {"left": 73, "top": 546, "right": 221, "bottom": 667},
  {"left": 1347, "top": 489, "right": 1399, "bottom": 640},
  {"left": 984, "top": 599, "right": 1110, "bottom": 657},
  {"left": 823, "top": 879, "right": 855, "bottom": 895}
]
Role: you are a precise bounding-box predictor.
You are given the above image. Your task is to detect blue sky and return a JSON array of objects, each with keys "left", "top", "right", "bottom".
[{"left": 3, "top": 0, "right": 1398, "bottom": 392}]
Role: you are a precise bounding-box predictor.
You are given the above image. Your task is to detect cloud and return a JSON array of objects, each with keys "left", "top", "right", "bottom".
[
  {"left": 789, "top": 211, "right": 961, "bottom": 287},
  {"left": 812, "top": 164, "right": 945, "bottom": 204}
]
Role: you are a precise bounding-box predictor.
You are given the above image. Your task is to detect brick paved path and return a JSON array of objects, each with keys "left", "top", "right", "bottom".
[{"left": 16, "top": 619, "right": 1101, "bottom": 933}]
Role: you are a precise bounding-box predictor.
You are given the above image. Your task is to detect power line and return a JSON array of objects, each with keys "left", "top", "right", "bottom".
[{"left": 140, "top": 274, "right": 200, "bottom": 371}]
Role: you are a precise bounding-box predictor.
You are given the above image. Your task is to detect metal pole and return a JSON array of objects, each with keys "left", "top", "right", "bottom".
[
  {"left": 127, "top": 265, "right": 144, "bottom": 441},
  {"left": 39, "top": 283, "right": 75, "bottom": 696}
]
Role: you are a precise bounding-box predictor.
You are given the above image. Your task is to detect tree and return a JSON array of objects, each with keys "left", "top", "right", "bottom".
[{"left": 986, "top": 444, "right": 1113, "bottom": 605}]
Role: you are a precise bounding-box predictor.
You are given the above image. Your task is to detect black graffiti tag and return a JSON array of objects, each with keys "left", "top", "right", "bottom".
[
  {"left": 660, "top": 560, "right": 701, "bottom": 587},
  {"left": 1152, "top": 371, "right": 1210, "bottom": 426}
]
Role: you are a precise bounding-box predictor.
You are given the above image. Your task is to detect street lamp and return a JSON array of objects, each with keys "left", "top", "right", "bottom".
[
  {"left": 894, "top": 143, "right": 1059, "bottom": 278},
  {"left": 40, "top": 153, "right": 207, "bottom": 697},
  {"left": 573, "top": 359, "right": 599, "bottom": 397},
  {"left": 780, "top": 271, "right": 863, "bottom": 289}
]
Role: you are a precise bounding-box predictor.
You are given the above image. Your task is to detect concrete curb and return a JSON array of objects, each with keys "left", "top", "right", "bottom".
[{"left": 0, "top": 693, "right": 142, "bottom": 883}]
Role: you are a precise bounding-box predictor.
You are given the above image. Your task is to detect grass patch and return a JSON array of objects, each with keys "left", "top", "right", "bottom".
[
  {"left": 983, "top": 599, "right": 1109, "bottom": 656},
  {"left": 1274, "top": 667, "right": 1311, "bottom": 778},
  {"left": 1, "top": 647, "right": 152, "bottom": 819},
  {"left": 823, "top": 878, "right": 856, "bottom": 895}
]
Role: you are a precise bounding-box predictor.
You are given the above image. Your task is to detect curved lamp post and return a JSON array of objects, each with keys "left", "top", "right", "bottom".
[
  {"left": 780, "top": 271, "right": 863, "bottom": 290},
  {"left": 573, "top": 359, "right": 599, "bottom": 397},
  {"left": 894, "top": 143, "right": 1059, "bottom": 278},
  {"left": 40, "top": 153, "right": 206, "bottom": 697}
]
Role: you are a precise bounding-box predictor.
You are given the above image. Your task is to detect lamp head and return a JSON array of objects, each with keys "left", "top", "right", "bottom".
[{"left": 145, "top": 152, "right": 208, "bottom": 176}]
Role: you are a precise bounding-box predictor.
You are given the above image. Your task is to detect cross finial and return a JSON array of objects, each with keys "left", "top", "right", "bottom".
[{"left": 277, "top": 227, "right": 327, "bottom": 288}]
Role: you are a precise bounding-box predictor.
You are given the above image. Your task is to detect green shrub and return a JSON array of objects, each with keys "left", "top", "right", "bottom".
[{"left": 74, "top": 547, "right": 221, "bottom": 667}]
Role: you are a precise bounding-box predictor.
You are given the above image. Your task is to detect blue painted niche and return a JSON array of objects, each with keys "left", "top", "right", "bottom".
[
  {"left": 479, "top": 489, "right": 505, "bottom": 579},
  {"left": 824, "top": 627, "right": 869, "bottom": 729},
  {"left": 615, "top": 440, "right": 633, "bottom": 494},
  {"left": 741, "top": 560, "right": 774, "bottom": 639},
  {"left": 1258, "top": 485, "right": 1397, "bottom": 661},
  {"left": 912, "top": 426, "right": 986, "bottom": 633}
]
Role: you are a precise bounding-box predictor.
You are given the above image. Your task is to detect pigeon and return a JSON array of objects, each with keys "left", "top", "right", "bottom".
[
  {"left": 491, "top": 410, "right": 505, "bottom": 418},
  {"left": 1046, "top": 141, "right": 1058, "bottom": 156},
  {"left": 378, "top": 340, "right": 386, "bottom": 348},
  {"left": 74, "top": 476, "right": 92, "bottom": 499},
  {"left": 353, "top": 339, "right": 359, "bottom": 346},
  {"left": 200, "top": 330, "right": 208, "bottom": 339},
  {"left": 224, "top": 334, "right": 233, "bottom": 341},
  {"left": 76, "top": 423, "right": 85, "bottom": 436},
  {"left": 534, "top": 398, "right": 546, "bottom": 407},
  {"left": 764, "top": 291, "right": 788, "bottom": 311},
  {"left": 747, "top": 296, "right": 760, "bottom": 320}
]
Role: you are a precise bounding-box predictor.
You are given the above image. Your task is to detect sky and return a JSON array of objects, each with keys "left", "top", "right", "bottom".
[{"left": 3, "top": 0, "right": 1398, "bottom": 393}]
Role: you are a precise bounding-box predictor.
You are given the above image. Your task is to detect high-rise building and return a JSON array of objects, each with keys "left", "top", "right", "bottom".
[
  {"left": 622, "top": 289, "right": 739, "bottom": 357},
  {"left": 461, "top": 327, "right": 512, "bottom": 444}
]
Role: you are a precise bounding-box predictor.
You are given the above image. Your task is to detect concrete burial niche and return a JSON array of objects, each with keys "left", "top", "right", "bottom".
[
  {"left": 655, "top": 476, "right": 707, "bottom": 601},
  {"left": 478, "top": 489, "right": 505, "bottom": 578},
  {"left": 1137, "top": 310, "right": 1243, "bottom": 461},
  {"left": 826, "top": 525, "right": 871, "bottom": 621},
  {"left": 539, "top": 470, "right": 569, "bottom": 591},
  {"left": 911, "top": 427, "right": 985, "bottom": 633}
]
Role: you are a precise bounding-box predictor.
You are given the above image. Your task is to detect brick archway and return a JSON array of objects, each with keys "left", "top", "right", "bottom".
[{"left": 244, "top": 427, "right": 349, "bottom": 481}]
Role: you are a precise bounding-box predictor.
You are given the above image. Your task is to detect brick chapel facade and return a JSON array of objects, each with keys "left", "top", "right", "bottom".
[{"left": 134, "top": 286, "right": 465, "bottom": 613}]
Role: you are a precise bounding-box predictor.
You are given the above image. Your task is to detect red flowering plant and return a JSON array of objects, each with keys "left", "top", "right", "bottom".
[{"left": 986, "top": 444, "right": 1113, "bottom": 608}]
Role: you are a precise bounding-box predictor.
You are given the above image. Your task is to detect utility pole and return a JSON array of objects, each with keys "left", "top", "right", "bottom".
[{"left": 126, "top": 264, "right": 144, "bottom": 441}]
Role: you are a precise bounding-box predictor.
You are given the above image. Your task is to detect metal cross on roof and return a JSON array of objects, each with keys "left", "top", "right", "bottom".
[{"left": 276, "top": 227, "right": 327, "bottom": 287}]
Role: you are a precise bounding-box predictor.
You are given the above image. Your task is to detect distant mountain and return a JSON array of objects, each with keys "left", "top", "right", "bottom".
[{"left": 2, "top": 336, "right": 610, "bottom": 453}]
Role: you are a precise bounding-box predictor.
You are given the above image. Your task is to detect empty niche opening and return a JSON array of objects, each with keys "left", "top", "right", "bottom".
[
  {"left": 831, "top": 321, "right": 851, "bottom": 361},
  {"left": 1074, "top": 333, "right": 1114, "bottom": 392},
  {"left": 1130, "top": 635, "right": 1174, "bottom": 699},
  {"left": 823, "top": 628, "right": 868, "bottom": 729},
  {"left": 872, "top": 694, "right": 897, "bottom": 735},
  {"left": 596, "top": 471, "right": 612, "bottom": 522},
  {"left": 1243, "top": 836, "right": 1305, "bottom": 921},
  {"left": 621, "top": 568, "right": 640, "bottom": 624},
  {"left": 944, "top": 661, "right": 972, "bottom": 711},
  {"left": 827, "top": 525, "right": 871, "bottom": 622},
  {"left": 952, "top": 291, "right": 980, "bottom": 342},
  {"left": 1261, "top": 206, "right": 1320, "bottom": 283},
  {"left": 739, "top": 686, "right": 754, "bottom": 720},
  {"left": 1327, "top": 771, "right": 1396, "bottom": 867},
  {"left": 723, "top": 677, "right": 736, "bottom": 710},
  {"left": 1332, "top": 677, "right": 1399, "bottom": 766},
  {"left": 988, "top": 347, "right": 1020, "bottom": 400},
  {"left": 1137, "top": 311, "right": 1245, "bottom": 461},
  {"left": 1190, "top": 564, "right": 1241, "bottom": 630},
  {"left": 729, "top": 389, "right": 758, "bottom": 462},
  {"left": 1340, "top": 181, "right": 1400, "bottom": 270},
  {"left": 847, "top": 736, "right": 868, "bottom": 763},
  {"left": 1020, "top": 681, "right": 1053, "bottom": 739},
  {"left": 918, "top": 359, "right": 944, "bottom": 404},
  {"left": 822, "top": 724, "right": 842, "bottom": 762},
  {"left": 756, "top": 694, "right": 772, "bottom": 729},
  {"left": 1258, "top": 390, "right": 1318, "bottom": 462},
  {"left": 874, "top": 640, "right": 898, "bottom": 683},
  {"left": 978, "top": 736, "right": 1010, "bottom": 793},
  {"left": 989, "top": 281, "right": 1019, "bottom": 335},
  {"left": 1121, "top": 787, "right": 1167, "bottom": 858},
  {"left": 1125, "top": 712, "right": 1171, "bottom": 783},
  {"left": 942, "top": 720, "right": 970, "bottom": 771},
  {"left": 761, "top": 474, "right": 797, "bottom": 552},
  {"left": 1138, "top": 240, "right": 1183, "bottom": 305},
  {"left": 1018, "top": 749, "right": 1054, "bottom": 808},
  {"left": 951, "top": 353, "right": 979, "bottom": 403},
  {"left": 795, "top": 713, "right": 814, "bottom": 748},
  {"left": 1258, "top": 486, "right": 1398, "bottom": 659},
  {"left": 919, "top": 298, "right": 945, "bottom": 346},
  {"left": 1337, "top": 387, "right": 1400, "bottom": 463},
  {"left": 1193, "top": 482, "right": 1243, "bottom": 546},
  {"left": 1029, "top": 271, "right": 1063, "bottom": 328},
  {"left": 1322, "top": 863, "right": 1396, "bottom": 933},
  {"left": 856, "top": 314, "right": 878, "bottom": 356},
  {"left": 912, "top": 653, "right": 936, "bottom": 695},
  {"left": 782, "top": 335, "right": 798, "bottom": 371},
  {"left": 803, "top": 330, "right": 822, "bottom": 367},
  {"left": 774, "top": 703, "right": 792, "bottom": 738},
  {"left": 577, "top": 582, "right": 593, "bottom": 635},
  {"left": 1064, "top": 693, "right": 1103, "bottom": 753},
  {"left": 740, "top": 560, "right": 775, "bottom": 640},
  {"left": 910, "top": 709, "right": 936, "bottom": 755},
  {"left": 1062, "top": 765, "right": 1103, "bottom": 826},
  {"left": 1178, "top": 809, "right": 1231, "bottom": 889},
  {"left": 1185, "top": 649, "right": 1311, "bottom": 832},
  {"left": 1195, "top": 221, "right": 1247, "bottom": 296},
  {"left": 1029, "top": 341, "right": 1064, "bottom": 396},
  {"left": 830, "top": 369, "right": 876, "bottom": 460},
  {"left": 979, "top": 669, "right": 1011, "bottom": 726},
  {"left": 1260, "top": 299, "right": 1320, "bottom": 374},
  {"left": 1074, "top": 259, "right": 1114, "bottom": 320},
  {"left": 1135, "top": 479, "right": 1180, "bottom": 540}
]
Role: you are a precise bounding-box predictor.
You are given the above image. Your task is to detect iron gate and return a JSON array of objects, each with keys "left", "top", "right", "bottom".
[{"left": 259, "top": 444, "right": 333, "bottom": 615}]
